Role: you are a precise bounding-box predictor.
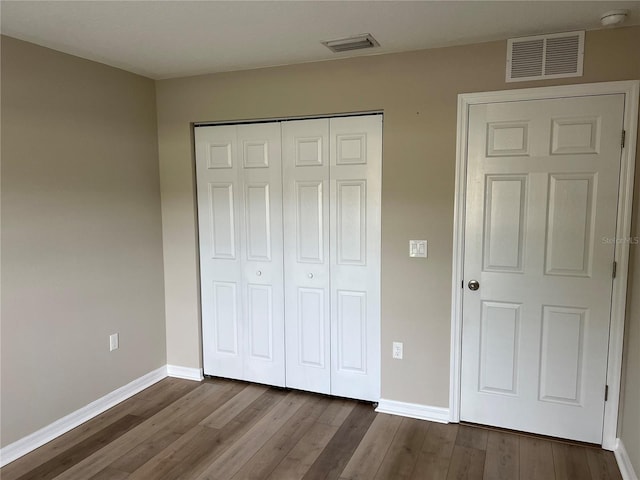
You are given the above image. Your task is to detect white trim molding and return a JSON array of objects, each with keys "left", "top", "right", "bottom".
[
  {"left": 376, "top": 399, "right": 449, "bottom": 424},
  {"left": 167, "top": 364, "right": 204, "bottom": 381},
  {"left": 450, "top": 81, "right": 640, "bottom": 452},
  {"left": 615, "top": 439, "right": 639, "bottom": 480},
  {"left": 0, "top": 366, "right": 168, "bottom": 467}
]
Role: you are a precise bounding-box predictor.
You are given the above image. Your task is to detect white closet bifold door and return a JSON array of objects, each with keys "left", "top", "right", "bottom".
[
  {"left": 196, "top": 115, "right": 381, "bottom": 400},
  {"left": 329, "top": 115, "right": 382, "bottom": 402},
  {"left": 196, "top": 125, "right": 244, "bottom": 381},
  {"left": 195, "top": 122, "right": 285, "bottom": 387},
  {"left": 237, "top": 123, "right": 285, "bottom": 386},
  {"left": 282, "top": 119, "right": 331, "bottom": 394}
]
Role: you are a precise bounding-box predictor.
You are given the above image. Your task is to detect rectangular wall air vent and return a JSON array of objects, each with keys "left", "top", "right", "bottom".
[
  {"left": 506, "top": 31, "right": 584, "bottom": 82},
  {"left": 322, "top": 33, "right": 380, "bottom": 53}
]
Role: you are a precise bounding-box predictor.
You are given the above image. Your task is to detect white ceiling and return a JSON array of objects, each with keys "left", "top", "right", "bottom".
[{"left": 2, "top": 1, "right": 639, "bottom": 80}]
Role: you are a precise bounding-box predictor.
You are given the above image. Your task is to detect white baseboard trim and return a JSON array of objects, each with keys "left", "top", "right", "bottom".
[
  {"left": 167, "top": 364, "right": 204, "bottom": 381},
  {"left": 0, "top": 365, "right": 168, "bottom": 468},
  {"left": 615, "top": 438, "right": 639, "bottom": 480},
  {"left": 375, "top": 398, "right": 450, "bottom": 424}
]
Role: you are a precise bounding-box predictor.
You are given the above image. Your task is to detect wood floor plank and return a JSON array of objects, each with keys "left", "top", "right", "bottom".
[
  {"left": 52, "top": 383, "right": 235, "bottom": 480},
  {"left": 200, "top": 383, "right": 269, "bottom": 429},
  {"left": 585, "top": 447, "right": 623, "bottom": 480},
  {"left": 14, "top": 414, "right": 143, "bottom": 480},
  {"left": 169, "top": 381, "right": 246, "bottom": 434},
  {"left": 456, "top": 425, "right": 489, "bottom": 451},
  {"left": 520, "top": 436, "right": 556, "bottom": 480},
  {"left": 109, "top": 427, "right": 182, "bottom": 473},
  {"left": 374, "top": 417, "right": 430, "bottom": 480},
  {"left": 483, "top": 431, "right": 519, "bottom": 480},
  {"left": 0, "top": 378, "right": 195, "bottom": 480},
  {"left": 88, "top": 466, "right": 131, "bottom": 480},
  {"left": 267, "top": 421, "right": 340, "bottom": 480},
  {"left": 420, "top": 422, "right": 459, "bottom": 457},
  {"left": 552, "top": 443, "right": 592, "bottom": 480},
  {"left": 302, "top": 402, "right": 377, "bottom": 480},
  {"left": 446, "top": 445, "right": 486, "bottom": 480},
  {"left": 127, "top": 425, "right": 222, "bottom": 480},
  {"left": 193, "top": 391, "right": 308, "bottom": 480},
  {"left": 113, "top": 380, "right": 241, "bottom": 479},
  {"left": 339, "top": 413, "right": 403, "bottom": 480},
  {"left": 410, "top": 422, "right": 458, "bottom": 480},
  {"left": 316, "top": 397, "right": 357, "bottom": 426},
  {"left": 230, "top": 394, "right": 330, "bottom": 480},
  {"left": 128, "top": 388, "right": 288, "bottom": 480},
  {"left": 125, "top": 377, "right": 202, "bottom": 419},
  {"left": 0, "top": 413, "right": 133, "bottom": 480}
]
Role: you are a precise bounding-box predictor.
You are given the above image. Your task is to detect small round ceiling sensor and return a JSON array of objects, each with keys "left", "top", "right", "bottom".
[{"left": 600, "top": 9, "right": 628, "bottom": 26}]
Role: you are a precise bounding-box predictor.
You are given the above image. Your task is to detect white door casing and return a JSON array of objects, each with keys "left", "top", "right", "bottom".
[
  {"left": 282, "top": 119, "right": 331, "bottom": 394},
  {"left": 329, "top": 115, "right": 382, "bottom": 401},
  {"left": 460, "top": 94, "right": 625, "bottom": 444},
  {"left": 196, "top": 122, "right": 285, "bottom": 387}
]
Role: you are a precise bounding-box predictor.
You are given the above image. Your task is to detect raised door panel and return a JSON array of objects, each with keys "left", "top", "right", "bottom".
[
  {"left": 336, "top": 180, "right": 367, "bottom": 266},
  {"left": 208, "top": 183, "right": 237, "bottom": 259},
  {"left": 212, "top": 281, "right": 239, "bottom": 355},
  {"left": 479, "top": 301, "right": 520, "bottom": 395},
  {"left": 282, "top": 119, "right": 331, "bottom": 395},
  {"left": 483, "top": 176, "right": 527, "bottom": 272},
  {"left": 551, "top": 117, "right": 600, "bottom": 155},
  {"left": 247, "top": 284, "right": 273, "bottom": 360},
  {"left": 487, "top": 122, "right": 530, "bottom": 157},
  {"left": 245, "top": 183, "right": 271, "bottom": 262},
  {"left": 298, "top": 288, "right": 326, "bottom": 368},
  {"left": 330, "top": 115, "right": 382, "bottom": 401},
  {"left": 539, "top": 306, "right": 587, "bottom": 405},
  {"left": 296, "top": 181, "right": 324, "bottom": 263},
  {"left": 336, "top": 290, "right": 367, "bottom": 373},
  {"left": 545, "top": 174, "right": 596, "bottom": 277}
]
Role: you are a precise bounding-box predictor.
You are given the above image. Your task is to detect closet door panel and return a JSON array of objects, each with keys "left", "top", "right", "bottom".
[
  {"left": 330, "top": 115, "right": 382, "bottom": 401},
  {"left": 237, "top": 123, "right": 285, "bottom": 386},
  {"left": 195, "top": 125, "right": 244, "bottom": 380},
  {"left": 283, "top": 119, "right": 331, "bottom": 394}
]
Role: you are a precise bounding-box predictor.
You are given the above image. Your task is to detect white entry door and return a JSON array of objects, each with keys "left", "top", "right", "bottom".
[
  {"left": 460, "top": 94, "right": 624, "bottom": 443},
  {"left": 195, "top": 122, "right": 285, "bottom": 386}
]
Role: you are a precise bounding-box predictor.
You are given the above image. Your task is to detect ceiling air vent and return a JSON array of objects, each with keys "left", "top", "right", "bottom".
[
  {"left": 322, "top": 33, "right": 380, "bottom": 53},
  {"left": 506, "top": 31, "right": 584, "bottom": 82}
]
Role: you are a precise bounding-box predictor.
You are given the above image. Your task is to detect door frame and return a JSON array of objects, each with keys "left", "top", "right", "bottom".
[{"left": 449, "top": 81, "right": 640, "bottom": 450}]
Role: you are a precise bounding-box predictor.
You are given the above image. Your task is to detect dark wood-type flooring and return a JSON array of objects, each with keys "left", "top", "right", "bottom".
[{"left": 1, "top": 377, "right": 622, "bottom": 479}]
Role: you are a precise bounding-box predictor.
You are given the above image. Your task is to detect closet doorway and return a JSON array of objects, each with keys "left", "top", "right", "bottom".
[{"left": 194, "top": 114, "right": 382, "bottom": 401}]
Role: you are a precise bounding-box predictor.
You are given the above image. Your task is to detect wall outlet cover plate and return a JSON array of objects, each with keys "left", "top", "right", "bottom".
[{"left": 409, "top": 240, "right": 427, "bottom": 258}]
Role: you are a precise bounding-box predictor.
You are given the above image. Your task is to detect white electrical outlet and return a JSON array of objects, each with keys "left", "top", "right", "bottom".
[
  {"left": 392, "top": 341, "right": 403, "bottom": 359},
  {"left": 109, "top": 333, "right": 119, "bottom": 352}
]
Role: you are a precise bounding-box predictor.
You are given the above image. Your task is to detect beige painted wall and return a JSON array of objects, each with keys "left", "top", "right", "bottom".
[
  {"left": 0, "top": 36, "right": 166, "bottom": 447},
  {"left": 157, "top": 25, "right": 640, "bottom": 458},
  {"left": 155, "top": 25, "right": 639, "bottom": 463}
]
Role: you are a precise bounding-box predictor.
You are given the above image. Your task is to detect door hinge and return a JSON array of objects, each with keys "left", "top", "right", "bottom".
[
  {"left": 622, "top": 130, "right": 626, "bottom": 149},
  {"left": 605, "top": 385, "right": 609, "bottom": 402},
  {"left": 613, "top": 261, "right": 617, "bottom": 279}
]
